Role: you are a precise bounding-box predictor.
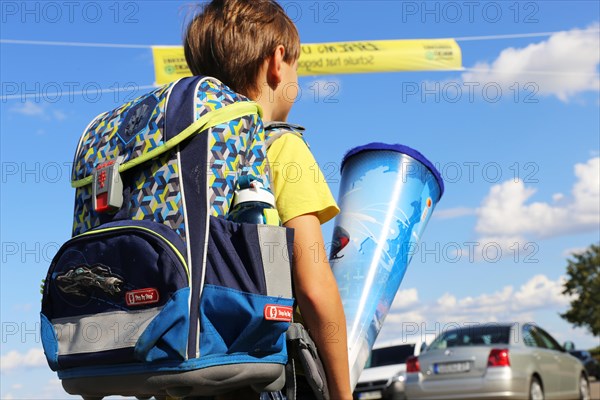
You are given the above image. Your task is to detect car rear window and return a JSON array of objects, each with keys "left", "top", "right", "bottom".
[
  {"left": 365, "top": 344, "right": 416, "bottom": 368},
  {"left": 428, "top": 326, "right": 511, "bottom": 350}
]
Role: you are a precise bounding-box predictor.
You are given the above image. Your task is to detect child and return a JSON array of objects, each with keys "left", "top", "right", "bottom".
[{"left": 184, "top": 1, "right": 352, "bottom": 399}]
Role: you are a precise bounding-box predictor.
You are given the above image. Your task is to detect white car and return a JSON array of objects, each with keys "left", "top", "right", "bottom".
[{"left": 354, "top": 340, "right": 427, "bottom": 400}]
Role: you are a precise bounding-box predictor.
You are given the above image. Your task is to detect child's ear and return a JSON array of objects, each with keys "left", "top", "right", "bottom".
[{"left": 266, "top": 45, "right": 286, "bottom": 89}]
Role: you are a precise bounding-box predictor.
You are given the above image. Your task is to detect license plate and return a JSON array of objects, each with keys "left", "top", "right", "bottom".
[
  {"left": 434, "top": 361, "right": 471, "bottom": 374},
  {"left": 358, "top": 390, "right": 383, "bottom": 399}
]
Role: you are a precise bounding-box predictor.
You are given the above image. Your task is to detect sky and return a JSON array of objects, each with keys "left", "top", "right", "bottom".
[{"left": 1, "top": 0, "right": 599, "bottom": 398}]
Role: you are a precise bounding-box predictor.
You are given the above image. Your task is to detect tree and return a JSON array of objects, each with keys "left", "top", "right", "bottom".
[{"left": 560, "top": 243, "right": 600, "bottom": 337}]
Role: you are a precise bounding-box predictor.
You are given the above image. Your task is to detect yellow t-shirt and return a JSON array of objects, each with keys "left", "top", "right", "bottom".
[{"left": 266, "top": 133, "right": 339, "bottom": 225}]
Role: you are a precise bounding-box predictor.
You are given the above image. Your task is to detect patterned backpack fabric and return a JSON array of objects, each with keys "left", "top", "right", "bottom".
[{"left": 40, "top": 76, "right": 295, "bottom": 399}]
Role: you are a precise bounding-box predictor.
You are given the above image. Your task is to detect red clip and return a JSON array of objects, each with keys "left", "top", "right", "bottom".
[{"left": 93, "top": 160, "right": 123, "bottom": 213}]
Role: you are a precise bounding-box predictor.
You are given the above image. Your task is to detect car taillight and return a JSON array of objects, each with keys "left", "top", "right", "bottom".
[
  {"left": 406, "top": 355, "right": 420, "bottom": 373},
  {"left": 487, "top": 348, "right": 510, "bottom": 367}
]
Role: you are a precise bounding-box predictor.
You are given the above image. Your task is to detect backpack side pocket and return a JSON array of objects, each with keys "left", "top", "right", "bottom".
[{"left": 198, "top": 216, "right": 294, "bottom": 366}]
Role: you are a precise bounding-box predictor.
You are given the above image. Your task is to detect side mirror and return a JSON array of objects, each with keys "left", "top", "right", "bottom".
[{"left": 563, "top": 341, "right": 575, "bottom": 352}]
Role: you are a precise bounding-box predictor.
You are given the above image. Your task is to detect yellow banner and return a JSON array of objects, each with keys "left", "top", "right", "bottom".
[
  {"left": 153, "top": 39, "right": 462, "bottom": 85},
  {"left": 152, "top": 46, "right": 191, "bottom": 85},
  {"left": 298, "top": 39, "right": 461, "bottom": 75}
]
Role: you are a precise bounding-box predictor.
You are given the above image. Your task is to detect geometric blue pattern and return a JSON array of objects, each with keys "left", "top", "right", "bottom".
[{"left": 196, "top": 77, "right": 271, "bottom": 217}]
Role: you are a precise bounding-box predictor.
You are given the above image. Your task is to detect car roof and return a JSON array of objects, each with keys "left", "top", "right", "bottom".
[
  {"left": 431, "top": 323, "right": 530, "bottom": 346},
  {"left": 439, "top": 322, "right": 517, "bottom": 333},
  {"left": 373, "top": 323, "right": 530, "bottom": 350},
  {"left": 372, "top": 338, "right": 425, "bottom": 350}
]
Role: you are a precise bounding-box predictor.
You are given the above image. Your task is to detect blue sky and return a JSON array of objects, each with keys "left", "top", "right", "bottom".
[{"left": 1, "top": 1, "right": 599, "bottom": 398}]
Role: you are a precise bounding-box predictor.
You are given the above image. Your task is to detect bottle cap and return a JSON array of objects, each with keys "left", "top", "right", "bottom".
[{"left": 232, "top": 179, "right": 276, "bottom": 208}]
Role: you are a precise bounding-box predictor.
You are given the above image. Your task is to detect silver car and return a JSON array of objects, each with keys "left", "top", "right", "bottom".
[{"left": 404, "top": 323, "right": 590, "bottom": 400}]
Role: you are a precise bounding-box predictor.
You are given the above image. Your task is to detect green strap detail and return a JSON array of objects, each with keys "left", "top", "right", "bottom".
[
  {"left": 263, "top": 208, "right": 281, "bottom": 226},
  {"left": 72, "top": 101, "right": 262, "bottom": 188},
  {"left": 76, "top": 225, "right": 189, "bottom": 280}
]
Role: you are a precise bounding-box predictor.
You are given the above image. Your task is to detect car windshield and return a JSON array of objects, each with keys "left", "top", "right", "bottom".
[
  {"left": 428, "top": 326, "right": 511, "bottom": 350},
  {"left": 364, "top": 344, "right": 416, "bottom": 368}
]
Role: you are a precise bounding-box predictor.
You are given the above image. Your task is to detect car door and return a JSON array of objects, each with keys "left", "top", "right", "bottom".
[
  {"left": 523, "top": 324, "right": 562, "bottom": 398},
  {"left": 535, "top": 327, "right": 581, "bottom": 399}
]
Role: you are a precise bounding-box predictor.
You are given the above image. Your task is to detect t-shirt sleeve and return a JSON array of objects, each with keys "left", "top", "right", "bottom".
[{"left": 266, "top": 133, "right": 340, "bottom": 225}]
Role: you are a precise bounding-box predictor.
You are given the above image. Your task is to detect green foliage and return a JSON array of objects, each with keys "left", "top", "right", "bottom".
[{"left": 560, "top": 244, "right": 600, "bottom": 337}]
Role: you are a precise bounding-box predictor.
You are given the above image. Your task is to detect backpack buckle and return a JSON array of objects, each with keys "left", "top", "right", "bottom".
[{"left": 92, "top": 159, "right": 123, "bottom": 213}]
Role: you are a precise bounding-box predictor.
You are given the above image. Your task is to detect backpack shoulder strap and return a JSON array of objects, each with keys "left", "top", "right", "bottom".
[{"left": 264, "top": 121, "right": 307, "bottom": 149}]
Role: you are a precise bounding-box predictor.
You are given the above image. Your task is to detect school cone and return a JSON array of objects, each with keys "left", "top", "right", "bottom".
[{"left": 328, "top": 143, "right": 444, "bottom": 389}]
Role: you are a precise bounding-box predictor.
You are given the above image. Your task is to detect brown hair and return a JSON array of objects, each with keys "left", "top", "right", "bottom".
[{"left": 183, "top": 0, "right": 300, "bottom": 97}]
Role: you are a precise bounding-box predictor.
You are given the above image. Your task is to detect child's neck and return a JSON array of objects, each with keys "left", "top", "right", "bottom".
[{"left": 253, "top": 85, "right": 277, "bottom": 122}]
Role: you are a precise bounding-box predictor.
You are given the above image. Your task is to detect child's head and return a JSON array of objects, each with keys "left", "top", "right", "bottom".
[{"left": 184, "top": 0, "right": 300, "bottom": 99}]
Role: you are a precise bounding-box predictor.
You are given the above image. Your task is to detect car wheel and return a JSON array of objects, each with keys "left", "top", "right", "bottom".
[
  {"left": 529, "top": 377, "right": 544, "bottom": 400},
  {"left": 579, "top": 374, "right": 590, "bottom": 400}
]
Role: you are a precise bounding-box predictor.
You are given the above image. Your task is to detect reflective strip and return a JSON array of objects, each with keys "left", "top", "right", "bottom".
[
  {"left": 52, "top": 307, "right": 162, "bottom": 355},
  {"left": 177, "top": 147, "right": 192, "bottom": 360},
  {"left": 257, "top": 225, "right": 293, "bottom": 298}
]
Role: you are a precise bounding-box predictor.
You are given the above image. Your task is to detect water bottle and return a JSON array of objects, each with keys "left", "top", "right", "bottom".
[{"left": 227, "top": 175, "right": 280, "bottom": 226}]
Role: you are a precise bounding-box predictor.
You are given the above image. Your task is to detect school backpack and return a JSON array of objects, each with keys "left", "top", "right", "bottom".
[{"left": 40, "top": 76, "right": 295, "bottom": 400}]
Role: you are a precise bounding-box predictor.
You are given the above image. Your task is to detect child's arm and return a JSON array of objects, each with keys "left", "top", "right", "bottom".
[{"left": 285, "top": 212, "right": 352, "bottom": 400}]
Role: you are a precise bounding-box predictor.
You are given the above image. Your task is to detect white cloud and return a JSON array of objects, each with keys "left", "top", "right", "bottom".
[
  {"left": 1, "top": 348, "right": 47, "bottom": 373},
  {"left": 433, "top": 207, "right": 476, "bottom": 220},
  {"left": 390, "top": 288, "right": 419, "bottom": 310},
  {"left": 512, "top": 274, "right": 572, "bottom": 311},
  {"left": 1, "top": 375, "right": 74, "bottom": 400},
  {"left": 475, "top": 157, "right": 599, "bottom": 246},
  {"left": 562, "top": 246, "right": 588, "bottom": 257},
  {"left": 572, "top": 157, "right": 600, "bottom": 219},
  {"left": 378, "top": 274, "right": 572, "bottom": 343},
  {"left": 552, "top": 193, "right": 565, "bottom": 202},
  {"left": 9, "top": 101, "right": 44, "bottom": 116},
  {"left": 53, "top": 110, "right": 67, "bottom": 121},
  {"left": 462, "top": 24, "right": 600, "bottom": 101},
  {"left": 8, "top": 101, "right": 67, "bottom": 122},
  {"left": 40, "top": 377, "right": 67, "bottom": 399}
]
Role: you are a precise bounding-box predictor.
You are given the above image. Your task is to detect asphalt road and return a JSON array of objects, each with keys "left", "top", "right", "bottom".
[{"left": 590, "top": 378, "right": 599, "bottom": 400}]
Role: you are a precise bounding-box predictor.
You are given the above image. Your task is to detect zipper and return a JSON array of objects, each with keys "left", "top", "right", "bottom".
[{"left": 54, "top": 225, "right": 189, "bottom": 282}]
